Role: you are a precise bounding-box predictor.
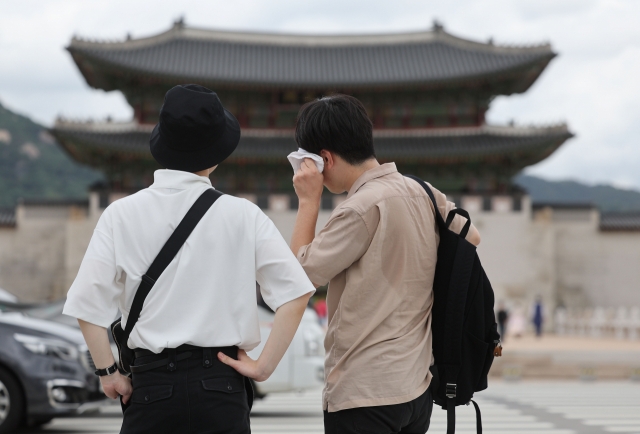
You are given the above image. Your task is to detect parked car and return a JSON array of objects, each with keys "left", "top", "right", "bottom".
[
  {"left": 0, "top": 299, "right": 325, "bottom": 401},
  {"left": 0, "top": 289, "right": 17, "bottom": 304},
  {"left": 0, "top": 311, "right": 104, "bottom": 433}
]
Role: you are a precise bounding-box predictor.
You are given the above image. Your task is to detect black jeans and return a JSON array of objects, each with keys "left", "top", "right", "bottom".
[
  {"left": 120, "top": 347, "right": 251, "bottom": 434},
  {"left": 324, "top": 388, "right": 433, "bottom": 434}
]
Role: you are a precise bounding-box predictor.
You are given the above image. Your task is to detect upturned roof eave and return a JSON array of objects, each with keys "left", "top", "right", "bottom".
[
  {"left": 50, "top": 121, "right": 574, "bottom": 168},
  {"left": 51, "top": 119, "right": 573, "bottom": 138},
  {"left": 67, "top": 46, "right": 556, "bottom": 94},
  {"left": 68, "top": 24, "right": 553, "bottom": 54},
  {"left": 51, "top": 136, "right": 570, "bottom": 169},
  {"left": 66, "top": 23, "right": 556, "bottom": 94}
]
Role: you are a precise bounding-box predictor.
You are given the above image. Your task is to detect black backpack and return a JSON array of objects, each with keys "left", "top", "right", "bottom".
[{"left": 407, "top": 175, "right": 500, "bottom": 434}]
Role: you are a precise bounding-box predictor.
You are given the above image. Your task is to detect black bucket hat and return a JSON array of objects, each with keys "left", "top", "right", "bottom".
[{"left": 150, "top": 84, "right": 241, "bottom": 172}]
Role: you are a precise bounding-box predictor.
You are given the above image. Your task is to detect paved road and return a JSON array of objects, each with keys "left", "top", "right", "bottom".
[{"left": 20, "top": 382, "right": 640, "bottom": 433}]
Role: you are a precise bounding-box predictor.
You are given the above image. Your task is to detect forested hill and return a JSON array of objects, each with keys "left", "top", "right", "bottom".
[
  {"left": 0, "top": 101, "right": 102, "bottom": 208},
  {"left": 514, "top": 175, "right": 640, "bottom": 212}
]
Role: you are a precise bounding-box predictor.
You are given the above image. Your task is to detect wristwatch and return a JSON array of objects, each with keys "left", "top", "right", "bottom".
[
  {"left": 493, "top": 339, "right": 503, "bottom": 357},
  {"left": 94, "top": 362, "right": 118, "bottom": 377}
]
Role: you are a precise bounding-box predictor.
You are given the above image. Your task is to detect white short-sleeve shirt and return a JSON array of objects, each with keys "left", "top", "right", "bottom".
[{"left": 63, "top": 170, "right": 315, "bottom": 353}]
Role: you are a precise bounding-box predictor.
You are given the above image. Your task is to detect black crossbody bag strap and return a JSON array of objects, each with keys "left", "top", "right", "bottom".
[{"left": 122, "top": 189, "right": 222, "bottom": 338}]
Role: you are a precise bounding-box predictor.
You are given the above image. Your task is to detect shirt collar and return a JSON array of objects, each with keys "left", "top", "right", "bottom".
[
  {"left": 150, "top": 169, "right": 213, "bottom": 190},
  {"left": 347, "top": 163, "right": 398, "bottom": 198}
]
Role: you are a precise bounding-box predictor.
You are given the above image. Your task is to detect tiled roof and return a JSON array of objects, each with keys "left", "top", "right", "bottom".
[
  {"left": 532, "top": 203, "right": 595, "bottom": 210},
  {"left": 0, "top": 209, "right": 16, "bottom": 228},
  {"left": 600, "top": 213, "right": 640, "bottom": 231},
  {"left": 68, "top": 24, "right": 555, "bottom": 90},
  {"left": 51, "top": 121, "right": 572, "bottom": 165},
  {"left": 21, "top": 199, "right": 89, "bottom": 207},
  {"left": 53, "top": 122, "right": 149, "bottom": 154}
]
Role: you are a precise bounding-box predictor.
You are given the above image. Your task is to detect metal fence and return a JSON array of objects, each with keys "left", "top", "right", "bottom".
[{"left": 555, "top": 306, "right": 640, "bottom": 340}]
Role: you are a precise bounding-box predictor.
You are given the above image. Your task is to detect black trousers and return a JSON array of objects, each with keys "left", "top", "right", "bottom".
[
  {"left": 120, "top": 346, "right": 251, "bottom": 434},
  {"left": 324, "top": 388, "right": 433, "bottom": 434}
]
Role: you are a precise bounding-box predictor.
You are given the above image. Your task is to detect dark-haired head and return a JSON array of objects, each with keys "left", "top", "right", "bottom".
[{"left": 295, "top": 94, "right": 375, "bottom": 165}]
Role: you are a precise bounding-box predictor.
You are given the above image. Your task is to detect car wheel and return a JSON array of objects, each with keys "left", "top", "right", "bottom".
[{"left": 0, "top": 367, "right": 24, "bottom": 434}]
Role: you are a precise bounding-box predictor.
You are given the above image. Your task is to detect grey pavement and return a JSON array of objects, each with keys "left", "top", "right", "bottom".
[{"left": 18, "top": 382, "right": 640, "bottom": 433}]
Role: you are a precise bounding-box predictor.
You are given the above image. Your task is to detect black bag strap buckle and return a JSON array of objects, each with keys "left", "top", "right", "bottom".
[
  {"left": 446, "top": 383, "right": 457, "bottom": 399},
  {"left": 141, "top": 274, "right": 156, "bottom": 286}
]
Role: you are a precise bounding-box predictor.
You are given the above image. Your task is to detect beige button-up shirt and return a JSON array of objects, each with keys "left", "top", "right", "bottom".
[{"left": 297, "top": 163, "right": 467, "bottom": 412}]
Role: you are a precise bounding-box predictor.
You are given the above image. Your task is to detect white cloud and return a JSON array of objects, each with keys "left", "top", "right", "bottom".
[
  {"left": 515, "top": 0, "right": 597, "bottom": 21},
  {"left": 0, "top": 0, "right": 639, "bottom": 189}
]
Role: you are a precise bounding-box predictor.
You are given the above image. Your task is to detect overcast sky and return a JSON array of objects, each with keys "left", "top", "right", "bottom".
[{"left": 1, "top": 0, "right": 639, "bottom": 189}]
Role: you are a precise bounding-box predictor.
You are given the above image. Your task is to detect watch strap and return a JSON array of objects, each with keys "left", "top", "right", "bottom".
[{"left": 95, "top": 362, "right": 118, "bottom": 377}]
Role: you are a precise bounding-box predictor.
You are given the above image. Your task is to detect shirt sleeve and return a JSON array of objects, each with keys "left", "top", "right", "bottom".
[
  {"left": 429, "top": 182, "right": 474, "bottom": 236},
  {"left": 63, "top": 212, "right": 122, "bottom": 328},
  {"left": 255, "top": 214, "right": 315, "bottom": 311},
  {"left": 296, "top": 207, "right": 371, "bottom": 286}
]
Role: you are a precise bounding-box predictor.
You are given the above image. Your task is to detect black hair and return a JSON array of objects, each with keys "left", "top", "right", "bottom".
[{"left": 294, "top": 94, "right": 375, "bottom": 165}]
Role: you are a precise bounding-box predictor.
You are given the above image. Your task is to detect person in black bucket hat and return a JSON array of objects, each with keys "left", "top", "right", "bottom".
[
  {"left": 64, "top": 84, "right": 315, "bottom": 433},
  {"left": 150, "top": 84, "right": 241, "bottom": 172}
]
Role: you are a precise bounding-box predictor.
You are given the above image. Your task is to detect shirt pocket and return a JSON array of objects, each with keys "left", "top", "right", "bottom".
[
  {"left": 131, "top": 385, "right": 173, "bottom": 404},
  {"left": 201, "top": 377, "right": 244, "bottom": 394}
]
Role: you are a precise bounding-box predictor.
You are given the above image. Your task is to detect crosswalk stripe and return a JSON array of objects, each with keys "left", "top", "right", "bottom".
[
  {"left": 604, "top": 428, "right": 640, "bottom": 433},
  {"left": 585, "top": 420, "right": 640, "bottom": 426},
  {"left": 18, "top": 382, "right": 640, "bottom": 434}
]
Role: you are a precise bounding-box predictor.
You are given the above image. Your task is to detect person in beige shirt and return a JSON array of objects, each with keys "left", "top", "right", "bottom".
[{"left": 291, "top": 94, "right": 480, "bottom": 434}]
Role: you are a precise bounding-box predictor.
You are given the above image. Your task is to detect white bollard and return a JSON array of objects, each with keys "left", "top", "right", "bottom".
[
  {"left": 590, "top": 307, "right": 606, "bottom": 337},
  {"left": 605, "top": 307, "right": 616, "bottom": 337},
  {"left": 572, "top": 308, "right": 579, "bottom": 336},
  {"left": 614, "top": 307, "right": 628, "bottom": 340},
  {"left": 555, "top": 308, "right": 567, "bottom": 335},
  {"left": 580, "top": 309, "right": 593, "bottom": 336}
]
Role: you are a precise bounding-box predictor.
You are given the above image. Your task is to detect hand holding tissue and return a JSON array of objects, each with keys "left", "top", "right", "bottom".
[{"left": 287, "top": 149, "right": 324, "bottom": 174}]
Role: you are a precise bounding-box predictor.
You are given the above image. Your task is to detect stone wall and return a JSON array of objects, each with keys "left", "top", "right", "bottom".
[
  {"left": 0, "top": 203, "right": 97, "bottom": 301},
  {"left": 1, "top": 193, "right": 639, "bottom": 317}
]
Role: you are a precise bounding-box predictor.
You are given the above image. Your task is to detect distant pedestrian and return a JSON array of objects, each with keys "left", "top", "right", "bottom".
[
  {"left": 313, "top": 297, "right": 328, "bottom": 328},
  {"left": 497, "top": 302, "right": 509, "bottom": 341},
  {"left": 508, "top": 303, "right": 526, "bottom": 338},
  {"left": 533, "top": 296, "right": 544, "bottom": 337}
]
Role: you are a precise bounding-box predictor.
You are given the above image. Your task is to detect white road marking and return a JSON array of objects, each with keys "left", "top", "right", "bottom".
[{"left": 21, "top": 382, "right": 640, "bottom": 434}]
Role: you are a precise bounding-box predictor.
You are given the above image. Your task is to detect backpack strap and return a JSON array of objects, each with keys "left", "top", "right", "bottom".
[
  {"left": 445, "top": 208, "right": 472, "bottom": 239},
  {"left": 123, "top": 189, "right": 223, "bottom": 339},
  {"left": 443, "top": 241, "right": 477, "bottom": 434},
  {"left": 404, "top": 175, "right": 447, "bottom": 230},
  {"left": 443, "top": 240, "right": 475, "bottom": 428},
  {"left": 471, "top": 400, "right": 483, "bottom": 434},
  {"left": 406, "top": 174, "right": 481, "bottom": 434},
  {"left": 447, "top": 401, "right": 456, "bottom": 434},
  {"left": 446, "top": 395, "right": 482, "bottom": 434}
]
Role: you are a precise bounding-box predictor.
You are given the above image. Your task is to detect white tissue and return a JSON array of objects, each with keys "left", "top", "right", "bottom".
[{"left": 287, "top": 148, "right": 325, "bottom": 174}]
